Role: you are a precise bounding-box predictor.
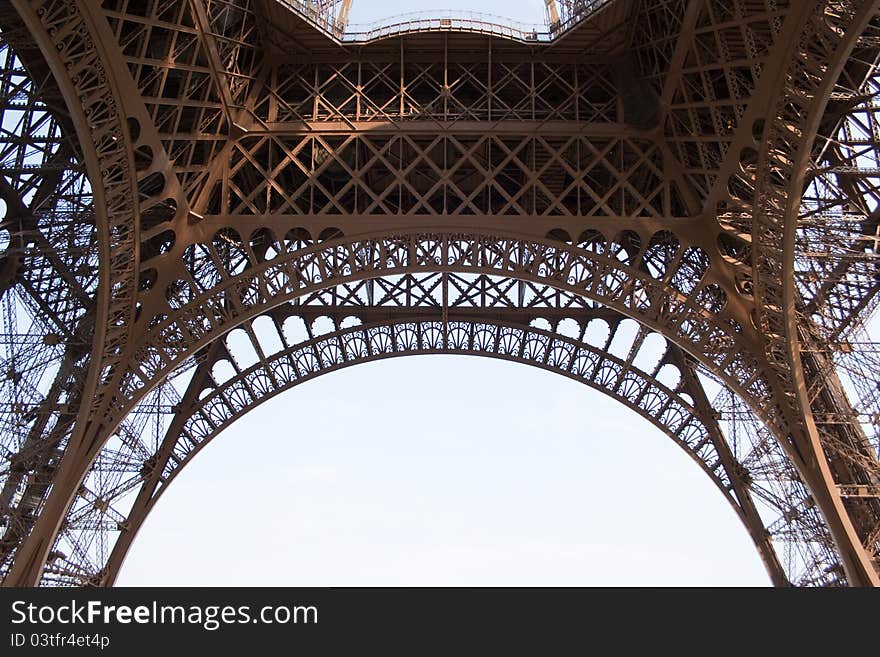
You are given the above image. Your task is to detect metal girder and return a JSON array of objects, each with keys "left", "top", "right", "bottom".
[
  {"left": 0, "top": 8, "right": 102, "bottom": 576},
  {"left": 1, "top": 0, "right": 880, "bottom": 587}
]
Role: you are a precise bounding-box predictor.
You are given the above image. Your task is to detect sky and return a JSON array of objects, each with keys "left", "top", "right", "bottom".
[
  {"left": 116, "top": 0, "right": 772, "bottom": 587},
  {"left": 346, "top": 0, "right": 548, "bottom": 26}
]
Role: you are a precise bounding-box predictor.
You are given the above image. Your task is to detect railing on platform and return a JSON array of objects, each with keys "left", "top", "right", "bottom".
[{"left": 275, "top": 0, "right": 613, "bottom": 43}]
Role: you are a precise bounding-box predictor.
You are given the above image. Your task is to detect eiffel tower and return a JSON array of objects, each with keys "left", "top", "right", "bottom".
[{"left": 0, "top": 0, "right": 879, "bottom": 587}]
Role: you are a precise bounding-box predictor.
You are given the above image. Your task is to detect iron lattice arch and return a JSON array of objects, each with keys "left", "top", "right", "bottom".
[{"left": 0, "top": 0, "right": 878, "bottom": 587}]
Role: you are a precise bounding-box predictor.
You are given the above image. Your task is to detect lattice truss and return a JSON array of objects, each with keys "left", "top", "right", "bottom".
[
  {"left": 0, "top": 16, "right": 98, "bottom": 579},
  {"left": 0, "top": 0, "right": 879, "bottom": 587},
  {"left": 283, "top": 1, "right": 351, "bottom": 35},
  {"left": 546, "top": 1, "right": 609, "bottom": 32}
]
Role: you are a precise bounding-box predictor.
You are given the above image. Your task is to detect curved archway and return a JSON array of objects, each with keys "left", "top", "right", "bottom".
[
  {"left": 5, "top": 0, "right": 875, "bottom": 589},
  {"left": 6, "top": 1, "right": 788, "bottom": 585},
  {"left": 52, "top": 303, "right": 796, "bottom": 586},
  {"left": 127, "top": 228, "right": 767, "bottom": 429},
  {"left": 32, "top": 230, "right": 831, "bottom": 587},
  {"left": 165, "top": 316, "right": 723, "bottom": 484},
  {"left": 20, "top": 230, "right": 841, "bottom": 589},
  {"left": 116, "top": 357, "right": 771, "bottom": 586}
]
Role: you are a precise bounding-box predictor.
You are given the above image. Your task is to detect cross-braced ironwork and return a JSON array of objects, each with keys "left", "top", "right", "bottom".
[{"left": 0, "top": 0, "right": 878, "bottom": 587}]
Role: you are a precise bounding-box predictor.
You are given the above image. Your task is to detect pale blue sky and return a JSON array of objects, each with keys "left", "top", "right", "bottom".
[
  {"left": 117, "top": 1, "right": 772, "bottom": 587},
  {"left": 119, "top": 360, "right": 768, "bottom": 585},
  {"left": 346, "top": 0, "right": 548, "bottom": 26}
]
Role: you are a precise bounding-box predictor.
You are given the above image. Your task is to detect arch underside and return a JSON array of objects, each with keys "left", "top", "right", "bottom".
[
  {"left": 53, "top": 297, "right": 832, "bottom": 588},
  {"left": 1, "top": 0, "right": 879, "bottom": 587}
]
